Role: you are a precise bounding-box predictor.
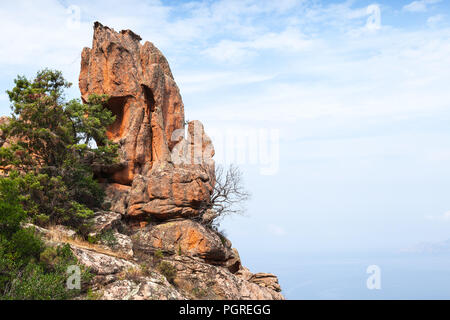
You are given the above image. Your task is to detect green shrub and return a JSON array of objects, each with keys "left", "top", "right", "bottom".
[
  {"left": 85, "top": 288, "right": 103, "bottom": 300},
  {"left": 154, "top": 249, "right": 164, "bottom": 260},
  {"left": 157, "top": 261, "right": 177, "bottom": 284},
  {"left": 140, "top": 263, "right": 151, "bottom": 277},
  {"left": 100, "top": 229, "right": 117, "bottom": 248},
  {"left": 0, "top": 176, "right": 26, "bottom": 238},
  {"left": 39, "top": 247, "right": 58, "bottom": 270},
  {"left": 87, "top": 234, "right": 98, "bottom": 244},
  {"left": 4, "top": 246, "right": 91, "bottom": 301},
  {"left": 0, "top": 175, "right": 92, "bottom": 299},
  {"left": 0, "top": 239, "right": 92, "bottom": 300},
  {"left": 10, "top": 228, "right": 43, "bottom": 262},
  {"left": 192, "top": 287, "right": 208, "bottom": 298},
  {"left": 4, "top": 262, "right": 69, "bottom": 300},
  {"left": 6, "top": 171, "right": 96, "bottom": 236}
]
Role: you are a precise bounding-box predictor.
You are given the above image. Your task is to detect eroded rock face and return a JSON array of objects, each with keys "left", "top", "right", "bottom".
[
  {"left": 101, "top": 183, "right": 130, "bottom": 215},
  {"left": 132, "top": 219, "right": 231, "bottom": 262},
  {"left": 100, "top": 277, "right": 184, "bottom": 300},
  {"left": 249, "top": 273, "right": 282, "bottom": 292},
  {"left": 172, "top": 256, "right": 284, "bottom": 300},
  {"left": 80, "top": 22, "right": 183, "bottom": 184},
  {"left": 26, "top": 220, "right": 283, "bottom": 300},
  {"left": 127, "top": 164, "right": 213, "bottom": 220},
  {"left": 89, "top": 211, "right": 122, "bottom": 236},
  {"left": 71, "top": 246, "right": 135, "bottom": 275},
  {"left": 80, "top": 22, "right": 214, "bottom": 221}
]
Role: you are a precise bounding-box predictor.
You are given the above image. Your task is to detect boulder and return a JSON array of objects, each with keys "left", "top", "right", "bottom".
[
  {"left": 71, "top": 246, "right": 136, "bottom": 275},
  {"left": 223, "top": 248, "right": 241, "bottom": 274},
  {"left": 100, "top": 276, "right": 184, "bottom": 300},
  {"left": 101, "top": 183, "right": 130, "bottom": 215},
  {"left": 99, "top": 230, "right": 134, "bottom": 258},
  {"left": 51, "top": 225, "right": 77, "bottom": 239},
  {"left": 249, "top": 273, "right": 282, "bottom": 292},
  {"left": 23, "top": 223, "right": 52, "bottom": 238},
  {"left": 127, "top": 164, "right": 213, "bottom": 220},
  {"left": 235, "top": 266, "right": 254, "bottom": 281},
  {"left": 132, "top": 219, "right": 230, "bottom": 261},
  {"left": 89, "top": 211, "right": 122, "bottom": 236}
]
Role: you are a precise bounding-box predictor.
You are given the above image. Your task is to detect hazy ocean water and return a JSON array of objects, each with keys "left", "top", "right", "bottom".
[{"left": 245, "top": 251, "right": 450, "bottom": 299}]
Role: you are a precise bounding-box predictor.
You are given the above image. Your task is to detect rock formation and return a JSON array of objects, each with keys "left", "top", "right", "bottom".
[
  {"left": 29, "top": 22, "right": 284, "bottom": 300},
  {"left": 80, "top": 22, "right": 214, "bottom": 222}
]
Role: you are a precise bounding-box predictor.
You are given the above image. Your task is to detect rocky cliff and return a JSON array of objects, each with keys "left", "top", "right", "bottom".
[
  {"left": 80, "top": 22, "right": 215, "bottom": 222},
  {"left": 32, "top": 22, "right": 284, "bottom": 300}
]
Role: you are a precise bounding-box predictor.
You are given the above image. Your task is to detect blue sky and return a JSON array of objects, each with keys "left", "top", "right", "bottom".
[{"left": 2, "top": 0, "right": 450, "bottom": 297}]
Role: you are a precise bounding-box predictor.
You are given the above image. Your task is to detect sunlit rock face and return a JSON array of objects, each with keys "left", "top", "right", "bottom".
[{"left": 79, "top": 22, "right": 214, "bottom": 221}]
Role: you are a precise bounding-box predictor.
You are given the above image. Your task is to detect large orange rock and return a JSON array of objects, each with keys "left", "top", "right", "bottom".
[
  {"left": 80, "top": 22, "right": 184, "bottom": 184},
  {"left": 132, "top": 220, "right": 230, "bottom": 261},
  {"left": 79, "top": 22, "right": 214, "bottom": 220},
  {"left": 127, "top": 164, "right": 213, "bottom": 220}
]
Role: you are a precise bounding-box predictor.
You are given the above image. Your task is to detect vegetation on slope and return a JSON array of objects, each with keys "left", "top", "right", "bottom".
[{"left": 0, "top": 69, "right": 117, "bottom": 299}]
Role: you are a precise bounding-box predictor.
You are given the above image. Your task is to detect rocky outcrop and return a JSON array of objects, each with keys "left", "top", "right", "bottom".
[
  {"left": 249, "top": 273, "right": 282, "bottom": 293},
  {"left": 27, "top": 217, "right": 283, "bottom": 300},
  {"left": 99, "top": 230, "right": 134, "bottom": 258},
  {"left": 80, "top": 22, "right": 214, "bottom": 223},
  {"left": 127, "top": 163, "right": 213, "bottom": 220},
  {"left": 89, "top": 211, "right": 122, "bottom": 236},
  {"left": 101, "top": 183, "right": 130, "bottom": 215},
  {"left": 79, "top": 22, "right": 183, "bottom": 180},
  {"left": 72, "top": 22, "right": 284, "bottom": 300},
  {"left": 132, "top": 220, "right": 232, "bottom": 262},
  {"left": 100, "top": 277, "right": 184, "bottom": 300},
  {"left": 71, "top": 246, "right": 135, "bottom": 275},
  {"left": 171, "top": 256, "right": 283, "bottom": 300}
]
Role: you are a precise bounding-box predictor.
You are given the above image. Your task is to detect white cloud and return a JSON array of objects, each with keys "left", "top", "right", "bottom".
[
  {"left": 425, "top": 211, "right": 450, "bottom": 221},
  {"left": 298, "top": 2, "right": 382, "bottom": 33},
  {"left": 425, "top": 150, "right": 450, "bottom": 162},
  {"left": 177, "top": 71, "right": 275, "bottom": 93},
  {"left": 0, "top": 1, "right": 92, "bottom": 66},
  {"left": 427, "top": 14, "right": 445, "bottom": 27},
  {"left": 0, "top": 0, "right": 92, "bottom": 99},
  {"left": 267, "top": 224, "right": 287, "bottom": 236},
  {"left": 202, "top": 27, "right": 315, "bottom": 63},
  {"left": 0, "top": 0, "right": 309, "bottom": 80},
  {"left": 403, "top": 0, "right": 441, "bottom": 13},
  {"left": 200, "top": 19, "right": 450, "bottom": 126},
  {"left": 202, "top": 40, "right": 255, "bottom": 63}
]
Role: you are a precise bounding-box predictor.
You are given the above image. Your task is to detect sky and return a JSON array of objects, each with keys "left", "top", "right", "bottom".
[{"left": 1, "top": 0, "right": 450, "bottom": 298}]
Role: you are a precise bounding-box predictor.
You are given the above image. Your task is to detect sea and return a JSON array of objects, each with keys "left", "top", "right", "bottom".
[{"left": 245, "top": 251, "right": 450, "bottom": 299}]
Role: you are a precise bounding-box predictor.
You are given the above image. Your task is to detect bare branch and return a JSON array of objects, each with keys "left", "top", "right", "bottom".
[{"left": 202, "top": 164, "right": 251, "bottom": 228}]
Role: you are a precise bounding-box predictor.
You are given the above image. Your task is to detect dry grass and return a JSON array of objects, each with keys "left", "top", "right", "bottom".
[
  {"left": 44, "top": 225, "right": 130, "bottom": 260},
  {"left": 117, "top": 266, "right": 143, "bottom": 282}
]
